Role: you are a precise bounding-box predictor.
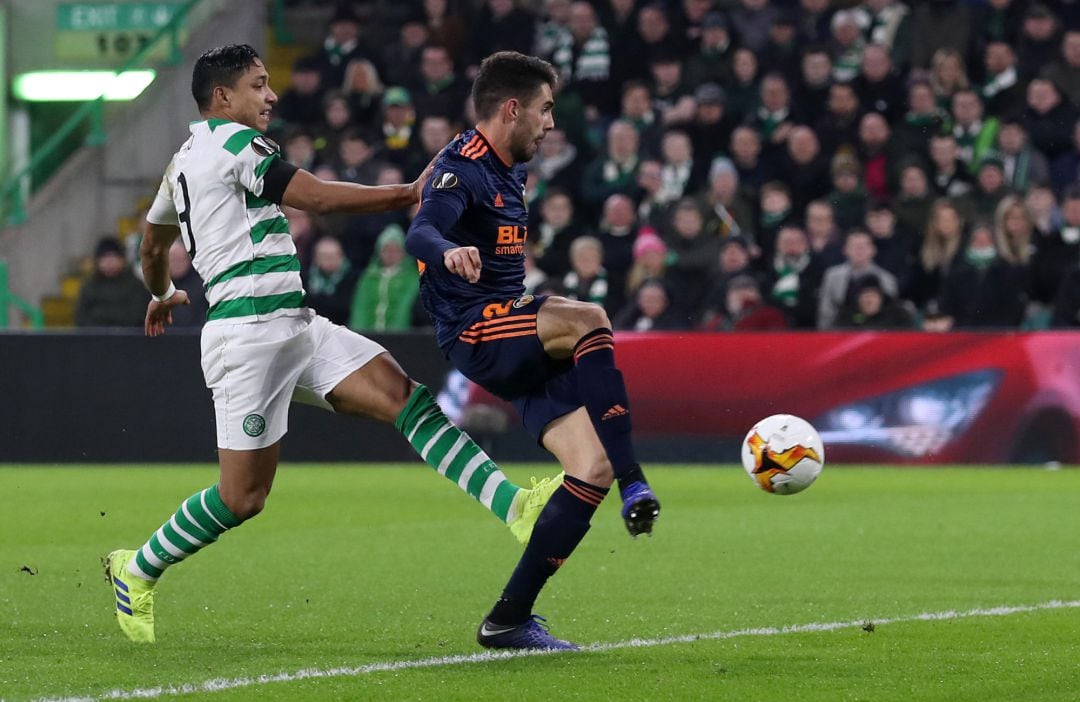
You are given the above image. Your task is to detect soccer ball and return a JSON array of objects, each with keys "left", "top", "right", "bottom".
[{"left": 741, "top": 414, "right": 824, "bottom": 495}]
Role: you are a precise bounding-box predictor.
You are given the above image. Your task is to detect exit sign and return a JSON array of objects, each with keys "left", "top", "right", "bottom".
[{"left": 55, "top": 3, "right": 185, "bottom": 63}]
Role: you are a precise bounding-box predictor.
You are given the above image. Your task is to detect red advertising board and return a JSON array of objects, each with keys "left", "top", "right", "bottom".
[{"left": 466, "top": 332, "right": 1080, "bottom": 464}]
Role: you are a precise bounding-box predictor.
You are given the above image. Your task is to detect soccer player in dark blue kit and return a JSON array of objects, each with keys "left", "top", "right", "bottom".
[{"left": 406, "top": 51, "right": 661, "bottom": 650}]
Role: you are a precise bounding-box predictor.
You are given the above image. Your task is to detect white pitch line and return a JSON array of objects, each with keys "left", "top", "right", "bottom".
[{"left": 35, "top": 599, "right": 1080, "bottom": 702}]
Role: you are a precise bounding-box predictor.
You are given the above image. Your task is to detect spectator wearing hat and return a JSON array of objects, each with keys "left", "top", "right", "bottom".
[
  {"left": 275, "top": 56, "right": 325, "bottom": 128},
  {"left": 349, "top": 224, "right": 417, "bottom": 332},
  {"left": 941, "top": 222, "right": 1026, "bottom": 328},
  {"left": 1041, "top": 31, "right": 1080, "bottom": 111},
  {"left": 74, "top": 237, "right": 149, "bottom": 328},
  {"left": 853, "top": 43, "right": 904, "bottom": 123},
  {"left": 613, "top": 278, "right": 685, "bottom": 331},
  {"left": 699, "top": 157, "right": 755, "bottom": 243},
  {"left": 624, "top": 228, "right": 669, "bottom": 299},
  {"left": 685, "top": 11, "right": 734, "bottom": 87},
  {"left": 730, "top": 0, "right": 779, "bottom": 53},
  {"left": 1023, "top": 78, "right": 1080, "bottom": 161},
  {"left": 378, "top": 86, "right": 415, "bottom": 168},
  {"left": 1018, "top": 4, "right": 1062, "bottom": 80},
  {"left": 767, "top": 225, "right": 823, "bottom": 328},
  {"left": 410, "top": 44, "right": 469, "bottom": 125},
  {"left": 700, "top": 273, "right": 789, "bottom": 331},
  {"left": 551, "top": 2, "right": 614, "bottom": 116},
  {"left": 909, "top": 0, "right": 972, "bottom": 71},
  {"left": 981, "top": 41, "right": 1025, "bottom": 119},
  {"left": 318, "top": 4, "right": 377, "bottom": 89},
  {"left": 465, "top": 0, "right": 536, "bottom": 77},
  {"left": 818, "top": 229, "right": 899, "bottom": 329},
  {"left": 834, "top": 273, "right": 916, "bottom": 329},
  {"left": 686, "top": 83, "right": 734, "bottom": 173},
  {"left": 794, "top": 45, "right": 834, "bottom": 126}
]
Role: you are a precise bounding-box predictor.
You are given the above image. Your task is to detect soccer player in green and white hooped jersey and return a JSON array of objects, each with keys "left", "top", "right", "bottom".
[{"left": 104, "top": 44, "right": 561, "bottom": 645}]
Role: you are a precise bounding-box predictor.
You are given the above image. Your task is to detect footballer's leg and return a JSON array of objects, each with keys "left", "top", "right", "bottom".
[
  {"left": 477, "top": 408, "right": 611, "bottom": 651},
  {"left": 323, "top": 345, "right": 558, "bottom": 542},
  {"left": 107, "top": 446, "right": 271, "bottom": 643},
  {"left": 536, "top": 297, "right": 660, "bottom": 537}
]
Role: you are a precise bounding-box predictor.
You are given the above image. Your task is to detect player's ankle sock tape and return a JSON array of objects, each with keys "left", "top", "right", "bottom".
[
  {"left": 130, "top": 484, "right": 240, "bottom": 582},
  {"left": 498, "top": 479, "right": 608, "bottom": 611},
  {"left": 573, "top": 328, "right": 639, "bottom": 479},
  {"left": 394, "top": 384, "right": 519, "bottom": 522}
]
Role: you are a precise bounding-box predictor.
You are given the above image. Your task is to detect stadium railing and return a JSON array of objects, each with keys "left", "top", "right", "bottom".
[
  {"left": 0, "top": 0, "right": 207, "bottom": 228},
  {"left": 0, "top": 259, "right": 43, "bottom": 329}
]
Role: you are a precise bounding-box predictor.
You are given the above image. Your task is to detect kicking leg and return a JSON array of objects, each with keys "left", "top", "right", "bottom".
[
  {"left": 477, "top": 408, "right": 610, "bottom": 651},
  {"left": 537, "top": 297, "right": 660, "bottom": 536},
  {"left": 327, "top": 353, "right": 560, "bottom": 541},
  {"left": 106, "top": 445, "right": 274, "bottom": 643}
]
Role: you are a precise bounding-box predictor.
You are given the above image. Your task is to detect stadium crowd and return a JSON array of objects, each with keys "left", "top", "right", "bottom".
[{"left": 82, "top": 0, "right": 1080, "bottom": 332}]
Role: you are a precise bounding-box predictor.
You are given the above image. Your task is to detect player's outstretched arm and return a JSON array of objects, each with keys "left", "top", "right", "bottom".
[
  {"left": 281, "top": 161, "right": 433, "bottom": 215},
  {"left": 140, "top": 222, "right": 190, "bottom": 337}
]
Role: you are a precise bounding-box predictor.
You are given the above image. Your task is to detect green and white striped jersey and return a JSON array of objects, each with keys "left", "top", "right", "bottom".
[{"left": 146, "top": 118, "right": 304, "bottom": 324}]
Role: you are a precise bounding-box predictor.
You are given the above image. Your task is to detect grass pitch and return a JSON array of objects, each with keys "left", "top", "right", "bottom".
[{"left": 2, "top": 465, "right": 1079, "bottom": 701}]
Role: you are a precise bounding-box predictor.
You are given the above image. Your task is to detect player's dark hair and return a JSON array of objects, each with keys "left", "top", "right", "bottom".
[
  {"left": 191, "top": 44, "right": 262, "bottom": 111},
  {"left": 471, "top": 51, "right": 558, "bottom": 121}
]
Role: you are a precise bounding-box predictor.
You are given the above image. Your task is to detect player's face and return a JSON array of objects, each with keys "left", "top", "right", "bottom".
[
  {"left": 510, "top": 83, "right": 555, "bottom": 163},
  {"left": 224, "top": 60, "right": 276, "bottom": 133}
]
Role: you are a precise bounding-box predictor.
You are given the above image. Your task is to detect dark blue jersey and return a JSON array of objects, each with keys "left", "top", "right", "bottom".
[{"left": 406, "top": 128, "right": 531, "bottom": 351}]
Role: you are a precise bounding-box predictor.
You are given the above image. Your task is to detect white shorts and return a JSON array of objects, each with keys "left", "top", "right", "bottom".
[{"left": 200, "top": 310, "right": 386, "bottom": 450}]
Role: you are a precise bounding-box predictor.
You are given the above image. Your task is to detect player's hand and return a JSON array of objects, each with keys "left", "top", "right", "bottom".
[
  {"left": 411, "top": 148, "right": 443, "bottom": 203},
  {"left": 444, "top": 247, "right": 482, "bottom": 283},
  {"left": 144, "top": 289, "right": 190, "bottom": 337}
]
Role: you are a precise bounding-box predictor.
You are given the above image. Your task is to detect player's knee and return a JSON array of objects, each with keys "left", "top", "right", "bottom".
[
  {"left": 579, "top": 455, "right": 615, "bottom": 490},
  {"left": 577, "top": 303, "right": 611, "bottom": 336},
  {"left": 223, "top": 488, "right": 269, "bottom": 522}
]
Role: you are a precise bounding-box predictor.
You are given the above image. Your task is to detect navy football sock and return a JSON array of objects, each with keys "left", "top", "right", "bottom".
[
  {"left": 487, "top": 476, "right": 608, "bottom": 626},
  {"left": 573, "top": 328, "right": 646, "bottom": 490}
]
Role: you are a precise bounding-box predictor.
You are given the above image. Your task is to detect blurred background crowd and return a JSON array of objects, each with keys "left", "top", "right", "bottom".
[{"left": 77, "top": 0, "right": 1080, "bottom": 333}]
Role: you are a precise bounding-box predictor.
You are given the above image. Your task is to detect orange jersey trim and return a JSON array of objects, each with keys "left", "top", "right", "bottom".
[
  {"left": 474, "top": 127, "right": 513, "bottom": 168},
  {"left": 457, "top": 328, "right": 538, "bottom": 344}
]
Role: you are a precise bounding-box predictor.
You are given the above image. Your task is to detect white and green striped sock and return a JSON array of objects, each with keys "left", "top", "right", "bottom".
[
  {"left": 395, "top": 385, "right": 522, "bottom": 523},
  {"left": 127, "top": 484, "right": 242, "bottom": 582}
]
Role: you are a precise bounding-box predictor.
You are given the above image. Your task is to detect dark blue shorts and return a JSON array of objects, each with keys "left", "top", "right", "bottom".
[{"left": 447, "top": 295, "right": 581, "bottom": 440}]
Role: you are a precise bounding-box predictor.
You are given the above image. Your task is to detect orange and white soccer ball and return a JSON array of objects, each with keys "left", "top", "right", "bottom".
[{"left": 741, "top": 414, "right": 824, "bottom": 495}]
